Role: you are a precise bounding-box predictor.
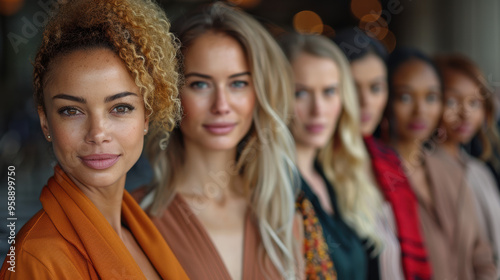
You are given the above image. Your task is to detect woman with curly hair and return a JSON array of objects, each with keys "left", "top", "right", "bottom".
[
  {"left": 134, "top": 3, "right": 304, "bottom": 279},
  {"left": 435, "top": 54, "right": 500, "bottom": 278},
  {"left": 278, "top": 33, "right": 384, "bottom": 280},
  {"left": 0, "top": 0, "right": 188, "bottom": 279},
  {"left": 386, "top": 48, "right": 496, "bottom": 280}
]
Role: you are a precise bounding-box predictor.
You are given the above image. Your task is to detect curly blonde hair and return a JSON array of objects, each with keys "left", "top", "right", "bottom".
[{"left": 33, "top": 0, "right": 180, "bottom": 136}]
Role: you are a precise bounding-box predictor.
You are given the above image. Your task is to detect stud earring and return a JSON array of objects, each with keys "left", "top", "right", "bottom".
[
  {"left": 47, "top": 135, "right": 51, "bottom": 139},
  {"left": 144, "top": 129, "right": 148, "bottom": 134}
]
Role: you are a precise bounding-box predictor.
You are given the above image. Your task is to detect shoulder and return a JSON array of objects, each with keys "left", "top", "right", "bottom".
[{"left": 2, "top": 210, "right": 89, "bottom": 279}]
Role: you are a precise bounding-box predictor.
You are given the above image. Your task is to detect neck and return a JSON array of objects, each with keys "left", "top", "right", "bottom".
[
  {"left": 71, "top": 175, "right": 126, "bottom": 237},
  {"left": 439, "top": 140, "right": 461, "bottom": 160},
  {"left": 295, "top": 143, "right": 318, "bottom": 178},
  {"left": 176, "top": 141, "right": 239, "bottom": 201},
  {"left": 394, "top": 138, "right": 425, "bottom": 173}
]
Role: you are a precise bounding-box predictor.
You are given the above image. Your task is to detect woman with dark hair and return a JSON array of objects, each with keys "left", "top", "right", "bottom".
[
  {"left": 334, "top": 29, "right": 432, "bottom": 280},
  {"left": 386, "top": 47, "right": 496, "bottom": 280},
  {"left": 435, "top": 54, "right": 500, "bottom": 277},
  {"left": 0, "top": 0, "right": 188, "bottom": 279}
]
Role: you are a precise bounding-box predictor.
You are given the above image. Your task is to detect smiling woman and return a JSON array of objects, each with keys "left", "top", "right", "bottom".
[{"left": 0, "top": 0, "right": 188, "bottom": 279}]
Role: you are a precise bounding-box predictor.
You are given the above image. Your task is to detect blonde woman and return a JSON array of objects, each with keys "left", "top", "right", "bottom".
[
  {"left": 279, "top": 33, "right": 383, "bottom": 279},
  {"left": 134, "top": 3, "right": 303, "bottom": 280}
]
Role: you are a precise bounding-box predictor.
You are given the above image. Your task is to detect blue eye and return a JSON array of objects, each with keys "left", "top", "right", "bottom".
[
  {"left": 295, "top": 90, "right": 308, "bottom": 98},
  {"left": 371, "top": 83, "right": 383, "bottom": 94},
  {"left": 58, "top": 107, "right": 82, "bottom": 117},
  {"left": 324, "top": 87, "right": 337, "bottom": 96},
  {"left": 112, "top": 104, "right": 135, "bottom": 114},
  {"left": 190, "top": 81, "right": 210, "bottom": 89},
  {"left": 231, "top": 80, "right": 248, "bottom": 88}
]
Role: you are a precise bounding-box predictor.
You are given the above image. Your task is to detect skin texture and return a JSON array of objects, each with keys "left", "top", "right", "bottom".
[
  {"left": 180, "top": 32, "right": 256, "bottom": 152},
  {"left": 392, "top": 59, "right": 442, "bottom": 144},
  {"left": 38, "top": 48, "right": 159, "bottom": 280},
  {"left": 291, "top": 52, "right": 342, "bottom": 215},
  {"left": 176, "top": 32, "right": 257, "bottom": 280},
  {"left": 440, "top": 69, "right": 485, "bottom": 158},
  {"left": 391, "top": 58, "right": 442, "bottom": 207},
  {"left": 350, "top": 54, "right": 388, "bottom": 136}
]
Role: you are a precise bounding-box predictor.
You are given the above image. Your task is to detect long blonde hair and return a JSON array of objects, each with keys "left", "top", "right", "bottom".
[
  {"left": 279, "top": 33, "right": 383, "bottom": 250},
  {"left": 145, "top": 3, "right": 299, "bottom": 278}
]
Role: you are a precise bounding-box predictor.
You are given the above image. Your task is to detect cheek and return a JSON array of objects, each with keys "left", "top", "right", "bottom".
[
  {"left": 180, "top": 95, "right": 207, "bottom": 125},
  {"left": 428, "top": 103, "right": 443, "bottom": 123},
  {"left": 374, "top": 93, "right": 389, "bottom": 114},
  {"left": 294, "top": 101, "right": 310, "bottom": 125}
]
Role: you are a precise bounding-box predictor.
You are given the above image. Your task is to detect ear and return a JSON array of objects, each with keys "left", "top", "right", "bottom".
[
  {"left": 144, "top": 114, "right": 150, "bottom": 135},
  {"left": 38, "top": 107, "right": 51, "bottom": 141}
]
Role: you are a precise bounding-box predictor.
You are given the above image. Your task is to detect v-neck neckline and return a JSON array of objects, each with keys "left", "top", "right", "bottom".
[{"left": 174, "top": 193, "right": 250, "bottom": 280}]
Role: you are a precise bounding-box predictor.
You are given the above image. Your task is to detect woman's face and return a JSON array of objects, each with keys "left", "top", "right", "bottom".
[
  {"left": 39, "top": 48, "right": 148, "bottom": 190},
  {"left": 391, "top": 59, "right": 442, "bottom": 143},
  {"left": 290, "top": 52, "right": 342, "bottom": 149},
  {"left": 441, "top": 69, "right": 485, "bottom": 144},
  {"left": 179, "top": 32, "right": 256, "bottom": 151},
  {"left": 350, "top": 54, "right": 388, "bottom": 136}
]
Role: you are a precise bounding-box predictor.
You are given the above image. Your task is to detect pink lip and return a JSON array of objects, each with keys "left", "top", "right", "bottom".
[
  {"left": 305, "top": 124, "right": 325, "bottom": 133},
  {"left": 408, "top": 122, "right": 427, "bottom": 131},
  {"left": 79, "top": 154, "right": 120, "bottom": 170},
  {"left": 361, "top": 113, "right": 371, "bottom": 123},
  {"left": 203, "top": 123, "right": 236, "bottom": 135},
  {"left": 455, "top": 123, "right": 472, "bottom": 134}
]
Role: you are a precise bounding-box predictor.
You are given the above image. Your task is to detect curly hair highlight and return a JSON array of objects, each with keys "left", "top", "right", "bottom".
[{"left": 33, "top": 0, "right": 180, "bottom": 137}]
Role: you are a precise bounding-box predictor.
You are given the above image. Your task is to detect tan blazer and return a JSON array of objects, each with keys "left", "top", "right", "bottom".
[{"left": 413, "top": 148, "right": 496, "bottom": 280}]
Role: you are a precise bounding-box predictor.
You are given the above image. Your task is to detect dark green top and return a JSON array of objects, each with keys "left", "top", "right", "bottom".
[{"left": 299, "top": 164, "right": 371, "bottom": 280}]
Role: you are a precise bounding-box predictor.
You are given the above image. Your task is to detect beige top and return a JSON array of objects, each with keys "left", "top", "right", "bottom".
[
  {"left": 135, "top": 190, "right": 285, "bottom": 280},
  {"left": 376, "top": 201, "right": 404, "bottom": 280},
  {"left": 461, "top": 151, "right": 500, "bottom": 278},
  {"left": 413, "top": 148, "right": 496, "bottom": 280}
]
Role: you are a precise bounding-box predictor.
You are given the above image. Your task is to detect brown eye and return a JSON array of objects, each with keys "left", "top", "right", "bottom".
[
  {"left": 112, "top": 105, "right": 135, "bottom": 114},
  {"left": 58, "top": 107, "right": 82, "bottom": 117}
]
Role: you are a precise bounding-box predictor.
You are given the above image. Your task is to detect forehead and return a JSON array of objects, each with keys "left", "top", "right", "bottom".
[
  {"left": 443, "top": 69, "right": 481, "bottom": 98},
  {"left": 44, "top": 48, "right": 139, "bottom": 99},
  {"left": 350, "top": 54, "right": 386, "bottom": 80},
  {"left": 392, "top": 59, "right": 440, "bottom": 89},
  {"left": 292, "top": 52, "right": 339, "bottom": 85},
  {"left": 183, "top": 32, "right": 249, "bottom": 76}
]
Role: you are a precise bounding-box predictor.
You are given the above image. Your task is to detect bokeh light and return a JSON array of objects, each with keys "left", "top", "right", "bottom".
[
  {"left": 322, "top": 25, "right": 336, "bottom": 38},
  {"left": 351, "top": 0, "right": 382, "bottom": 20},
  {"left": 293, "top": 10, "right": 323, "bottom": 34},
  {"left": 381, "top": 30, "right": 397, "bottom": 53},
  {"left": 228, "top": 0, "right": 262, "bottom": 9},
  {"left": 0, "top": 0, "right": 25, "bottom": 16}
]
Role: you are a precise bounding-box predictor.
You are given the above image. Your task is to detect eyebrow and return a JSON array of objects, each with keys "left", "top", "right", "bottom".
[
  {"left": 53, "top": 94, "right": 86, "bottom": 103},
  {"left": 52, "top": 92, "right": 138, "bottom": 103},
  {"left": 295, "top": 83, "right": 338, "bottom": 91},
  {"left": 104, "top": 91, "right": 138, "bottom": 102},
  {"left": 184, "top": 72, "right": 251, "bottom": 80}
]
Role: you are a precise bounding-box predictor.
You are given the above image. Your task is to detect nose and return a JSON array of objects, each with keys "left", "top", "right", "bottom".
[
  {"left": 358, "top": 88, "right": 369, "bottom": 107},
  {"left": 211, "top": 86, "right": 231, "bottom": 115},
  {"left": 311, "top": 93, "right": 324, "bottom": 116},
  {"left": 84, "top": 114, "right": 111, "bottom": 144}
]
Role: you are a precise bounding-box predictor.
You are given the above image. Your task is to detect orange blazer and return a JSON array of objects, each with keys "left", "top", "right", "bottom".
[{"left": 0, "top": 165, "right": 188, "bottom": 280}]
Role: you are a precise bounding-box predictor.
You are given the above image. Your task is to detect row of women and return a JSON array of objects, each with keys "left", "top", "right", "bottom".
[{"left": 1, "top": 0, "right": 499, "bottom": 279}]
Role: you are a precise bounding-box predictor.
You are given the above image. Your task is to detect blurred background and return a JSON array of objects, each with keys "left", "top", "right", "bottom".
[{"left": 0, "top": 0, "right": 499, "bottom": 262}]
